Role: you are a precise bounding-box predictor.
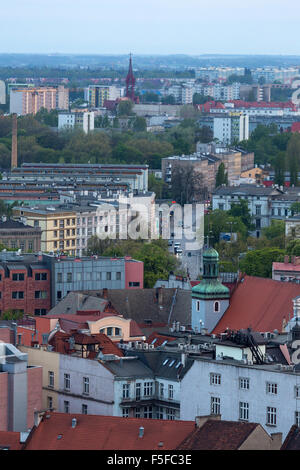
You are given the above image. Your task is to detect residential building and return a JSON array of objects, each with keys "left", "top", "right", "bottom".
[
  {"left": 213, "top": 113, "right": 249, "bottom": 144},
  {"left": 0, "top": 251, "right": 51, "bottom": 316},
  {"left": 272, "top": 256, "right": 300, "bottom": 283},
  {"left": 58, "top": 110, "right": 94, "bottom": 134},
  {"left": 56, "top": 85, "right": 69, "bottom": 110},
  {"left": 9, "top": 87, "right": 57, "bottom": 115},
  {"left": 22, "top": 412, "right": 197, "bottom": 450},
  {"left": 0, "top": 219, "right": 41, "bottom": 252},
  {"left": 13, "top": 205, "right": 78, "bottom": 255},
  {"left": 0, "top": 80, "right": 5, "bottom": 105},
  {"left": 0, "top": 342, "right": 42, "bottom": 432},
  {"left": 286, "top": 215, "right": 300, "bottom": 239},
  {"left": 88, "top": 85, "right": 122, "bottom": 108}
]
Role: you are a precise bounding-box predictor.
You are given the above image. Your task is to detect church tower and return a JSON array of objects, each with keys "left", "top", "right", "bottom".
[
  {"left": 126, "top": 53, "right": 136, "bottom": 102},
  {"left": 191, "top": 247, "right": 230, "bottom": 333}
]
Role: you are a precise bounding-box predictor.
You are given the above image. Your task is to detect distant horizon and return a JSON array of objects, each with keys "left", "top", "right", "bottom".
[{"left": 1, "top": 1, "right": 300, "bottom": 56}]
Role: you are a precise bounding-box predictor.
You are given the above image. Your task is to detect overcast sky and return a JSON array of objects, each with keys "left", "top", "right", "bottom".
[{"left": 1, "top": 0, "right": 300, "bottom": 55}]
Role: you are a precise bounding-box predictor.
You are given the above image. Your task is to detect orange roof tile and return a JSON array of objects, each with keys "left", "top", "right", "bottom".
[
  {"left": 23, "top": 413, "right": 195, "bottom": 450},
  {"left": 213, "top": 275, "right": 300, "bottom": 334},
  {"left": 0, "top": 431, "right": 22, "bottom": 450}
]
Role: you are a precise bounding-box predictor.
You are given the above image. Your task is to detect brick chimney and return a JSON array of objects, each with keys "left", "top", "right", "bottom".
[
  {"left": 102, "top": 288, "right": 108, "bottom": 299},
  {"left": 195, "top": 414, "right": 221, "bottom": 428},
  {"left": 284, "top": 255, "right": 289, "bottom": 264},
  {"left": 11, "top": 113, "right": 18, "bottom": 169}
]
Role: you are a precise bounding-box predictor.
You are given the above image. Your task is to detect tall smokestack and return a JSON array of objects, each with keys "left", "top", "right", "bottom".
[{"left": 11, "top": 113, "right": 17, "bottom": 169}]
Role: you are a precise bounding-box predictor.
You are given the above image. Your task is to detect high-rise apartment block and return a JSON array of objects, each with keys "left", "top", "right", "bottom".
[
  {"left": 58, "top": 110, "right": 94, "bottom": 134},
  {"left": 9, "top": 86, "right": 69, "bottom": 115},
  {"left": 87, "top": 85, "right": 123, "bottom": 108}
]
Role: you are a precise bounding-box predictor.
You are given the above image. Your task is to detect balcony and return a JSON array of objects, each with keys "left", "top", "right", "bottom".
[{"left": 120, "top": 394, "right": 180, "bottom": 407}]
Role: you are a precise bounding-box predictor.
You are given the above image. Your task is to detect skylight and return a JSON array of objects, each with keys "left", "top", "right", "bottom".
[
  {"left": 163, "top": 359, "right": 169, "bottom": 365},
  {"left": 169, "top": 360, "right": 175, "bottom": 367}
]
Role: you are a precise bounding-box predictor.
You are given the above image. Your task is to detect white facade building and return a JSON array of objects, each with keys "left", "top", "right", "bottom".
[
  {"left": 58, "top": 111, "right": 94, "bottom": 134},
  {"left": 0, "top": 80, "right": 6, "bottom": 105}
]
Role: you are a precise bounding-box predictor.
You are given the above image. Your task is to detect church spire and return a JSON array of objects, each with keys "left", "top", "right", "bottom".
[{"left": 126, "top": 53, "right": 136, "bottom": 101}]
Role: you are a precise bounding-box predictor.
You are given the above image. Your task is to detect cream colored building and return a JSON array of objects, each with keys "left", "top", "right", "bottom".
[
  {"left": 13, "top": 206, "right": 77, "bottom": 255},
  {"left": 20, "top": 345, "right": 60, "bottom": 413}
]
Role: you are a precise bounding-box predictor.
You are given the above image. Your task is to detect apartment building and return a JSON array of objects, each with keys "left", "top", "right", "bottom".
[
  {"left": 213, "top": 113, "right": 249, "bottom": 144},
  {"left": 0, "top": 219, "right": 41, "bottom": 252},
  {"left": 13, "top": 205, "right": 78, "bottom": 255},
  {"left": 0, "top": 80, "right": 5, "bottom": 104},
  {"left": 0, "top": 343, "right": 42, "bottom": 432},
  {"left": 87, "top": 85, "right": 122, "bottom": 108},
  {"left": 10, "top": 87, "right": 57, "bottom": 115},
  {"left": 0, "top": 251, "right": 51, "bottom": 316},
  {"left": 58, "top": 110, "right": 94, "bottom": 134}
]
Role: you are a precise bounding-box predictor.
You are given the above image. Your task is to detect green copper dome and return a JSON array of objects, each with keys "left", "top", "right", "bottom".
[{"left": 192, "top": 246, "right": 230, "bottom": 300}]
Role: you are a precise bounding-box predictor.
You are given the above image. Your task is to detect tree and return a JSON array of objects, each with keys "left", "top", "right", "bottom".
[
  {"left": 1, "top": 309, "right": 24, "bottom": 321},
  {"left": 161, "top": 95, "right": 176, "bottom": 105},
  {"left": 228, "top": 199, "right": 253, "bottom": 231},
  {"left": 197, "top": 125, "right": 213, "bottom": 143},
  {"left": 117, "top": 99, "right": 134, "bottom": 117},
  {"left": 291, "top": 202, "right": 300, "bottom": 215},
  {"left": 204, "top": 210, "right": 248, "bottom": 246},
  {"left": 171, "top": 164, "right": 208, "bottom": 204},
  {"left": 239, "top": 247, "right": 285, "bottom": 278},
  {"left": 274, "top": 151, "right": 286, "bottom": 186},
  {"left": 286, "top": 239, "right": 300, "bottom": 256},
  {"left": 85, "top": 236, "right": 115, "bottom": 256},
  {"left": 261, "top": 220, "right": 285, "bottom": 248},
  {"left": 132, "top": 116, "right": 147, "bottom": 132},
  {"left": 192, "top": 94, "right": 213, "bottom": 105},
  {"left": 148, "top": 173, "right": 169, "bottom": 199},
  {"left": 287, "top": 133, "right": 300, "bottom": 186},
  {"left": 215, "top": 163, "right": 228, "bottom": 188}
]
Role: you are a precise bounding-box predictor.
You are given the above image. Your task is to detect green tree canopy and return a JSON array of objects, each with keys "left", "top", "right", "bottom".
[{"left": 239, "top": 247, "right": 285, "bottom": 278}]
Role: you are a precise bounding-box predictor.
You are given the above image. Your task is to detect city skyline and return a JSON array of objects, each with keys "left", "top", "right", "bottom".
[{"left": 1, "top": 0, "right": 300, "bottom": 56}]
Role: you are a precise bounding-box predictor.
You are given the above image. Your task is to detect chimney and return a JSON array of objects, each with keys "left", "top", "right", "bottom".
[
  {"left": 181, "top": 352, "right": 187, "bottom": 368},
  {"left": 139, "top": 426, "right": 144, "bottom": 438},
  {"left": 71, "top": 418, "right": 77, "bottom": 428},
  {"left": 158, "top": 287, "right": 163, "bottom": 305},
  {"left": 292, "top": 256, "right": 296, "bottom": 265},
  {"left": 284, "top": 255, "right": 289, "bottom": 264},
  {"left": 270, "top": 432, "right": 282, "bottom": 450},
  {"left": 195, "top": 414, "right": 221, "bottom": 429},
  {"left": 37, "top": 251, "right": 43, "bottom": 261},
  {"left": 11, "top": 113, "right": 18, "bottom": 170},
  {"left": 102, "top": 288, "right": 108, "bottom": 299}
]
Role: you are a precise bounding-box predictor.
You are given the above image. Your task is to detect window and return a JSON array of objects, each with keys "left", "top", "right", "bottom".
[
  {"left": 136, "top": 383, "right": 141, "bottom": 400},
  {"left": 214, "top": 301, "right": 220, "bottom": 313},
  {"left": 157, "top": 407, "right": 164, "bottom": 419},
  {"left": 129, "top": 282, "right": 140, "bottom": 287},
  {"left": 239, "top": 377, "right": 250, "bottom": 390},
  {"left": 107, "top": 327, "right": 113, "bottom": 336},
  {"left": 266, "top": 382, "right": 278, "bottom": 395},
  {"left": 64, "top": 401, "right": 70, "bottom": 413},
  {"left": 35, "top": 291, "right": 47, "bottom": 299},
  {"left": 116, "top": 272, "right": 121, "bottom": 280},
  {"left": 144, "top": 382, "right": 153, "bottom": 397},
  {"left": 57, "top": 291, "right": 62, "bottom": 300},
  {"left": 122, "top": 383, "right": 130, "bottom": 399},
  {"left": 210, "top": 373, "right": 221, "bottom": 385},
  {"left": 54, "top": 220, "right": 58, "bottom": 227},
  {"left": 12, "top": 291, "right": 24, "bottom": 299},
  {"left": 211, "top": 397, "right": 220, "bottom": 415},
  {"left": 35, "top": 273, "right": 47, "bottom": 281},
  {"left": 64, "top": 373, "right": 70, "bottom": 391},
  {"left": 296, "top": 411, "right": 300, "bottom": 427},
  {"left": 239, "top": 402, "right": 249, "bottom": 421},
  {"left": 12, "top": 273, "right": 25, "bottom": 281},
  {"left": 135, "top": 407, "right": 141, "bottom": 418},
  {"left": 256, "top": 218, "right": 261, "bottom": 229},
  {"left": 48, "top": 371, "right": 54, "bottom": 388},
  {"left": 218, "top": 204, "right": 224, "bottom": 210},
  {"left": 67, "top": 272, "right": 72, "bottom": 282},
  {"left": 168, "top": 384, "right": 174, "bottom": 399},
  {"left": 196, "top": 300, "right": 200, "bottom": 312},
  {"left": 267, "top": 407, "right": 277, "bottom": 426},
  {"left": 166, "top": 408, "right": 175, "bottom": 420},
  {"left": 295, "top": 386, "right": 300, "bottom": 398},
  {"left": 122, "top": 408, "right": 129, "bottom": 418},
  {"left": 143, "top": 406, "right": 153, "bottom": 418},
  {"left": 82, "top": 404, "right": 88, "bottom": 415},
  {"left": 159, "top": 383, "right": 164, "bottom": 398},
  {"left": 255, "top": 205, "right": 261, "bottom": 215},
  {"left": 47, "top": 396, "right": 53, "bottom": 410},
  {"left": 115, "top": 327, "right": 121, "bottom": 336},
  {"left": 83, "top": 377, "right": 89, "bottom": 395},
  {"left": 57, "top": 272, "right": 62, "bottom": 283},
  {"left": 106, "top": 272, "right": 111, "bottom": 281}
]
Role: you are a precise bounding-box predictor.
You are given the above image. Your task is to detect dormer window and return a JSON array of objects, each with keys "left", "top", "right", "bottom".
[{"left": 214, "top": 301, "right": 220, "bottom": 313}]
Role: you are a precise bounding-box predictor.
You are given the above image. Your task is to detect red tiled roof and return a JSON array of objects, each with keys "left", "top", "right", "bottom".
[
  {"left": 273, "top": 262, "right": 300, "bottom": 272},
  {"left": 48, "top": 331, "right": 124, "bottom": 357},
  {"left": 0, "top": 431, "right": 22, "bottom": 450},
  {"left": 129, "top": 320, "right": 144, "bottom": 338},
  {"left": 177, "top": 420, "right": 259, "bottom": 450},
  {"left": 145, "top": 332, "right": 177, "bottom": 347},
  {"left": 23, "top": 413, "right": 195, "bottom": 450},
  {"left": 212, "top": 275, "right": 300, "bottom": 334}
]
